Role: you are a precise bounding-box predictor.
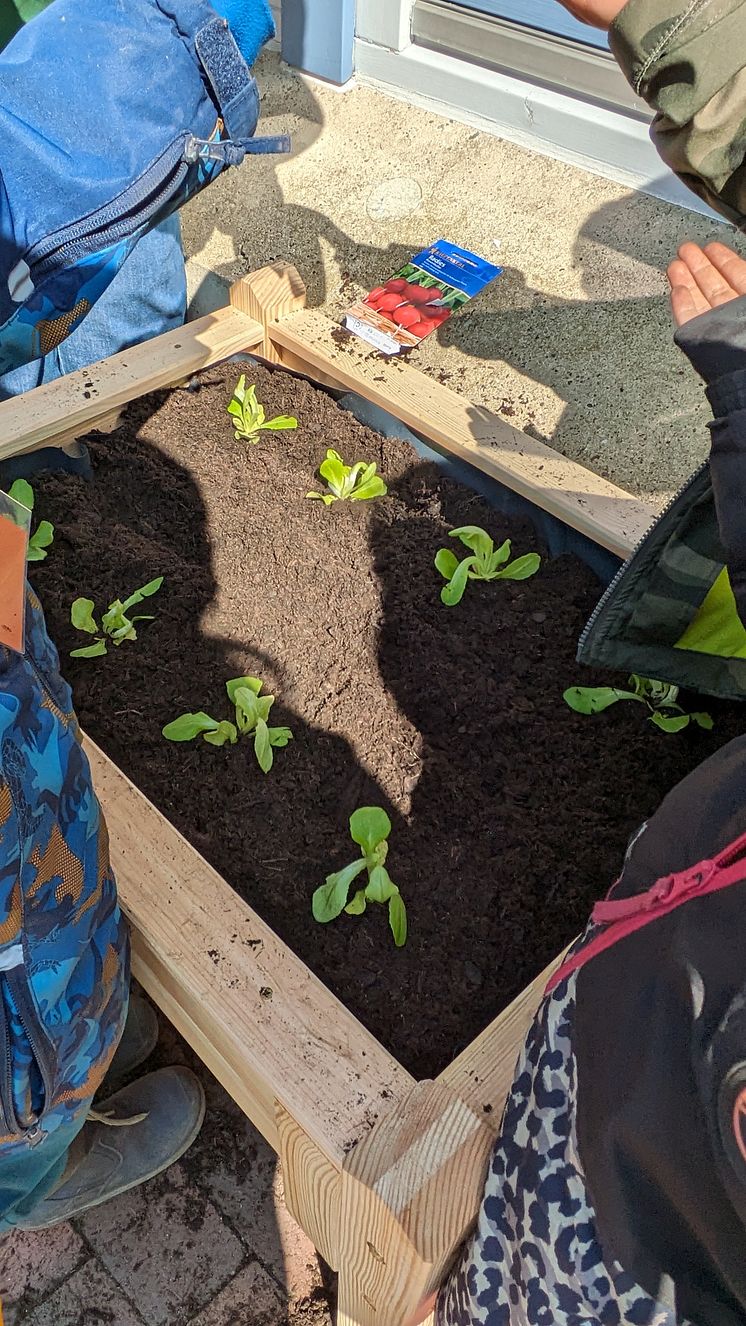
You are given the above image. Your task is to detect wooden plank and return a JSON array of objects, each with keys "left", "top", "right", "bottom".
[
  {"left": 0, "top": 307, "right": 263, "bottom": 462},
  {"left": 337, "top": 1081, "right": 494, "bottom": 1326},
  {"left": 270, "top": 308, "right": 656, "bottom": 559},
  {"left": 83, "top": 737, "right": 414, "bottom": 1176},
  {"left": 231, "top": 263, "right": 307, "bottom": 363},
  {"left": 439, "top": 950, "right": 569, "bottom": 1123},
  {"left": 276, "top": 1104, "right": 342, "bottom": 1268}
]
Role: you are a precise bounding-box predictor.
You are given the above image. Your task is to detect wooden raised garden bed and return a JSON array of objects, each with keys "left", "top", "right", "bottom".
[{"left": 0, "top": 265, "right": 721, "bottom": 1325}]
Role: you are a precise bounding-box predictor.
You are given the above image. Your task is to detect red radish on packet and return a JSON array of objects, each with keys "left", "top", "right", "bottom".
[{"left": 343, "top": 240, "right": 502, "bottom": 356}]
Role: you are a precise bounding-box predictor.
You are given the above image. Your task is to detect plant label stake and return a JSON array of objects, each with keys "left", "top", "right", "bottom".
[{"left": 0, "top": 485, "right": 32, "bottom": 653}]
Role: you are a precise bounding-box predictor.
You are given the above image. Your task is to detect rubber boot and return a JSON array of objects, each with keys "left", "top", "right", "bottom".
[
  {"left": 13, "top": 1067, "right": 205, "bottom": 1230},
  {"left": 97, "top": 994, "right": 159, "bottom": 1096}
]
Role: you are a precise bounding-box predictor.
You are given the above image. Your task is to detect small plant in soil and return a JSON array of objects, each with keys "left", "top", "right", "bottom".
[
  {"left": 227, "top": 374, "right": 298, "bottom": 443},
  {"left": 435, "top": 526, "right": 541, "bottom": 606},
  {"left": 307, "top": 449, "right": 387, "bottom": 506},
  {"left": 70, "top": 577, "right": 163, "bottom": 658},
  {"left": 564, "top": 674, "right": 714, "bottom": 734},
  {"left": 312, "top": 807, "right": 407, "bottom": 947},
  {"left": 8, "top": 479, "right": 54, "bottom": 562},
  {"left": 163, "top": 676, "right": 293, "bottom": 773}
]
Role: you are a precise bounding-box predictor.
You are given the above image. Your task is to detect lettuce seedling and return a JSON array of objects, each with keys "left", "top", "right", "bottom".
[
  {"left": 307, "top": 449, "right": 387, "bottom": 506},
  {"left": 227, "top": 375, "right": 297, "bottom": 443},
  {"left": 435, "top": 526, "right": 541, "bottom": 605},
  {"left": 161, "top": 713, "right": 238, "bottom": 747},
  {"left": 312, "top": 807, "right": 407, "bottom": 947},
  {"left": 8, "top": 479, "right": 54, "bottom": 562},
  {"left": 70, "top": 577, "right": 163, "bottom": 659},
  {"left": 564, "top": 673, "right": 713, "bottom": 733},
  {"left": 226, "top": 676, "right": 293, "bottom": 772},
  {"left": 163, "top": 676, "right": 293, "bottom": 773}
]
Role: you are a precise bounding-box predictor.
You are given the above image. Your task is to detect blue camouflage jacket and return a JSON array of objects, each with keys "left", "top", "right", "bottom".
[{"left": 0, "top": 587, "right": 128, "bottom": 1152}]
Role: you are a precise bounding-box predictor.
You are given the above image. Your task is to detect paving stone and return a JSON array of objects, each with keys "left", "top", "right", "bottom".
[
  {"left": 24, "top": 1258, "right": 144, "bottom": 1326},
  {"left": 0, "top": 1223, "right": 87, "bottom": 1315},
  {"left": 186, "top": 1261, "right": 285, "bottom": 1325},
  {"left": 77, "top": 1171, "right": 244, "bottom": 1326},
  {"left": 178, "top": 1107, "right": 322, "bottom": 1302}
]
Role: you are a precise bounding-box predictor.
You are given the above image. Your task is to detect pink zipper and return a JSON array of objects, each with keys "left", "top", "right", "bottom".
[{"left": 546, "top": 829, "right": 746, "bottom": 994}]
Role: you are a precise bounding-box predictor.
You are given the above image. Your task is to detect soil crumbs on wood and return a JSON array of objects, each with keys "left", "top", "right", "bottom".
[{"left": 33, "top": 365, "right": 745, "bottom": 1078}]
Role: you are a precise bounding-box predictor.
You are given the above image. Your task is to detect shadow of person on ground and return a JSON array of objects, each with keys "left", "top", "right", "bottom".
[
  {"left": 434, "top": 189, "right": 735, "bottom": 495},
  {"left": 185, "top": 56, "right": 430, "bottom": 318}
]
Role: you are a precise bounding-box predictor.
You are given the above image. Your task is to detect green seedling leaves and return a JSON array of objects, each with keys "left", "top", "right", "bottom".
[
  {"left": 650, "top": 710, "right": 714, "bottom": 734},
  {"left": 226, "top": 676, "right": 263, "bottom": 703},
  {"left": 121, "top": 577, "right": 164, "bottom": 611},
  {"left": 436, "top": 526, "right": 541, "bottom": 605},
  {"left": 254, "top": 719, "right": 273, "bottom": 774},
  {"left": 365, "top": 864, "right": 397, "bottom": 904},
  {"left": 70, "top": 579, "right": 163, "bottom": 660},
  {"left": 162, "top": 713, "right": 238, "bottom": 747},
  {"left": 564, "top": 673, "right": 714, "bottom": 735},
  {"left": 650, "top": 712, "right": 690, "bottom": 734},
  {"left": 501, "top": 553, "right": 542, "bottom": 581},
  {"left": 9, "top": 479, "right": 55, "bottom": 562},
  {"left": 312, "top": 806, "right": 408, "bottom": 947},
  {"left": 268, "top": 726, "right": 293, "bottom": 747},
  {"left": 70, "top": 580, "right": 163, "bottom": 663},
  {"left": 563, "top": 686, "right": 641, "bottom": 715},
  {"left": 434, "top": 548, "right": 459, "bottom": 581},
  {"left": 345, "top": 889, "right": 367, "bottom": 916},
  {"left": 350, "top": 806, "right": 391, "bottom": 857},
  {"left": 164, "top": 676, "right": 292, "bottom": 774},
  {"left": 9, "top": 479, "right": 34, "bottom": 512},
  {"left": 440, "top": 557, "right": 474, "bottom": 607},
  {"left": 307, "top": 449, "right": 387, "bottom": 505},
  {"left": 313, "top": 858, "right": 368, "bottom": 922},
  {"left": 71, "top": 598, "right": 98, "bottom": 635},
  {"left": 228, "top": 374, "right": 298, "bottom": 443},
  {"left": 70, "top": 639, "right": 108, "bottom": 660},
  {"left": 388, "top": 891, "right": 408, "bottom": 947},
  {"left": 449, "top": 525, "right": 497, "bottom": 560}
]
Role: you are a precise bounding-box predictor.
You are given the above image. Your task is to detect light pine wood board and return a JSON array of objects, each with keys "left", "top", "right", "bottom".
[
  {"left": 270, "top": 308, "right": 657, "bottom": 559},
  {"left": 439, "top": 951, "right": 570, "bottom": 1122},
  {"left": 83, "top": 737, "right": 414, "bottom": 1172},
  {"left": 0, "top": 307, "right": 263, "bottom": 461}
]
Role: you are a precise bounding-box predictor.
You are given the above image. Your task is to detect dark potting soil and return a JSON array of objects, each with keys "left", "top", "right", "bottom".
[{"left": 31, "top": 364, "right": 745, "bottom": 1079}]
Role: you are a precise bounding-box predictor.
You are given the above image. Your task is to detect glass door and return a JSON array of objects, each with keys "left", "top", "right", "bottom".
[
  {"left": 440, "top": 0, "right": 609, "bottom": 48},
  {"left": 412, "top": 0, "right": 647, "bottom": 115}
]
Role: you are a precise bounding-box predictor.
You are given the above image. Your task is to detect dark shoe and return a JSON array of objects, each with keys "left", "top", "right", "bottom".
[
  {"left": 14, "top": 1067, "right": 205, "bottom": 1230},
  {"left": 98, "top": 994, "right": 159, "bottom": 1096}
]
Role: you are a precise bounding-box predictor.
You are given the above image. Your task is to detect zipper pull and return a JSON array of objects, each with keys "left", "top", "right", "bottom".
[
  {"left": 183, "top": 134, "right": 291, "bottom": 167},
  {"left": 25, "top": 1125, "right": 44, "bottom": 1148}
]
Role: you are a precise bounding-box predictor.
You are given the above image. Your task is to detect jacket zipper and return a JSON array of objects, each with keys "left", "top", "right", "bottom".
[
  {"left": 576, "top": 461, "right": 709, "bottom": 653},
  {"left": 22, "top": 139, "right": 188, "bottom": 281},
  {"left": 0, "top": 975, "right": 48, "bottom": 1145}
]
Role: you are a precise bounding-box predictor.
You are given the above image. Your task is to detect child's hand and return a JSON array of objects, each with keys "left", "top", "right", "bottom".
[
  {"left": 667, "top": 241, "right": 746, "bottom": 328},
  {"left": 554, "top": 0, "right": 627, "bottom": 29}
]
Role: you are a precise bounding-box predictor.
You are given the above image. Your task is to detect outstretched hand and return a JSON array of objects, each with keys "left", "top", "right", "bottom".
[
  {"left": 553, "top": 0, "right": 627, "bottom": 29},
  {"left": 667, "top": 241, "right": 746, "bottom": 328}
]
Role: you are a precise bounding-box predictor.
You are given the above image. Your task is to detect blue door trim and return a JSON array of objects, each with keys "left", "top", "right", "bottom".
[{"left": 281, "top": 0, "right": 356, "bottom": 83}]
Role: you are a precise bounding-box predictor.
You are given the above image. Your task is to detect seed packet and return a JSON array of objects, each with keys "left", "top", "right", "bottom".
[
  {"left": 343, "top": 239, "right": 502, "bottom": 356},
  {"left": 0, "top": 486, "right": 31, "bottom": 654}
]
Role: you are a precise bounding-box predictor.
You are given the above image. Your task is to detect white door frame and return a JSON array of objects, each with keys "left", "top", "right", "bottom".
[{"left": 356, "top": 0, "right": 415, "bottom": 51}]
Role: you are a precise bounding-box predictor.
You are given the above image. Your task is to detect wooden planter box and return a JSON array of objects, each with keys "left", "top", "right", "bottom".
[{"left": 0, "top": 265, "right": 657, "bottom": 1326}]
